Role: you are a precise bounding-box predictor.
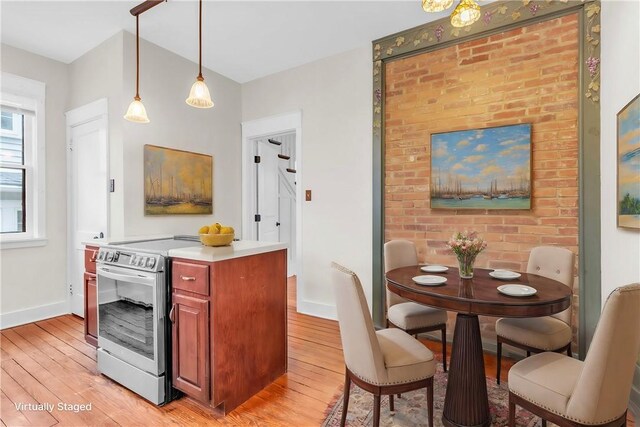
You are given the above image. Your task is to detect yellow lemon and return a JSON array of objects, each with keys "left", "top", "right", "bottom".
[
  {"left": 214, "top": 223, "right": 222, "bottom": 231},
  {"left": 208, "top": 226, "right": 220, "bottom": 235},
  {"left": 220, "top": 226, "right": 234, "bottom": 235},
  {"left": 198, "top": 225, "right": 210, "bottom": 234}
]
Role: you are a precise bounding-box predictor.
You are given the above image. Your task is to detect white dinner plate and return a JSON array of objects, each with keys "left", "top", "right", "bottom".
[
  {"left": 489, "top": 270, "right": 522, "bottom": 280},
  {"left": 420, "top": 265, "right": 449, "bottom": 273},
  {"left": 412, "top": 275, "right": 447, "bottom": 286},
  {"left": 497, "top": 284, "right": 537, "bottom": 297}
]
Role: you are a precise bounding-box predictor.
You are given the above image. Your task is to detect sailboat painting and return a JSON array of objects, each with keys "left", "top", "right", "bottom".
[
  {"left": 617, "top": 94, "right": 640, "bottom": 229},
  {"left": 144, "top": 144, "right": 213, "bottom": 215},
  {"left": 430, "top": 124, "right": 532, "bottom": 210}
]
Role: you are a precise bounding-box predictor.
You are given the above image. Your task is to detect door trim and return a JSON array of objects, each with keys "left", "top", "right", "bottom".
[
  {"left": 66, "top": 98, "right": 109, "bottom": 316},
  {"left": 241, "top": 111, "right": 302, "bottom": 304}
]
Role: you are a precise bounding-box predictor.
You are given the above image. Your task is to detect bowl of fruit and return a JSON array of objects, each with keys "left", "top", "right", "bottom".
[{"left": 199, "top": 223, "right": 235, "bottom": 247}]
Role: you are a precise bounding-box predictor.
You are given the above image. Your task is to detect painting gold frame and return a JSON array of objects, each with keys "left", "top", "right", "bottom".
[
  {"left": 617, "top": 93, "right": 640, "bottom": 230},
  {"left": 144, "top": 144, "right": 213, "bottom": 215}
]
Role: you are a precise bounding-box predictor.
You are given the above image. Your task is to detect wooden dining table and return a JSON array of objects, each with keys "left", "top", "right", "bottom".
[{"left": 385, "top": 265, "right": 572, "bottom": 427}]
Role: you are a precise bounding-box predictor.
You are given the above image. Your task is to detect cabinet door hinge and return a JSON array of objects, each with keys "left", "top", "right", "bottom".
[
  {"left": 69, "top": 283, "right": 73, "bottom": 295},
  {"left": 255, "top": 214, "right": 261, "bottom": 222},
  {"left": 254, "top": 155, "right": 261, "bottom": 163}
]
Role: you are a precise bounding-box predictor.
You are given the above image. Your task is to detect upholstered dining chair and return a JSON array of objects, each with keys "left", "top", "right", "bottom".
[
  {"left": 331, "top": 262, "right": 435, "bottom": 427},
  {"left": 508, "top": 283, "right": 640, "bottom": 427},
  {"left": 496, "top": 246, "right": 575, "bottom": 384},
  {"left": 384, "top": 240, "right": 449, "bottom": 371}
]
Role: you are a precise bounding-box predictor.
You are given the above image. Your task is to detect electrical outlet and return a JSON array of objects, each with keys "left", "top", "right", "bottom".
[{"left": 305, "top": 190, "right": 312, "bottom": 201}]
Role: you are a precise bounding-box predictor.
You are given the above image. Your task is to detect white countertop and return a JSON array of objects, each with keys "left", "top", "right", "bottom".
[
  {"left": 83, "top": 234, "right": 175, "bottom": 247},
  {"left": 169, "top": 240, "right": 287, "bottom": 262},
  {"left": 84, "top": 235, "right": 287, "bottom": 263}
]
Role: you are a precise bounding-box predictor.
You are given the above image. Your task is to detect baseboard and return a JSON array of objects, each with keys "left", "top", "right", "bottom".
[
  {"left": 0, "top": 301, "right": 69, "bottom": 330},
  {"left": 296, "top": 299, "right": 337, "bottom": 321},
  {"left": 630, "top": 364, "right": 640, "bottom": 418}
]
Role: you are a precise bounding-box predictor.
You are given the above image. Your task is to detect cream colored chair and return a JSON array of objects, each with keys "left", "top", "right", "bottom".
[
  {"left": 384, "top": 240, "right": 449, "bottom": 371},
  {"left": 508, "top": 283, "right": 640, "bottom": 427},
  {"left": 496, "top": 246, "right": 575, "bottom": 384},
  {"left": 332, "top": 262, "right": 435, "bottom": 427}
]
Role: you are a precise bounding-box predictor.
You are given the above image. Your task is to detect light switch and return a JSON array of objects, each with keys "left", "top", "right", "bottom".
[{"left": 305, "top": 190, "right": 312, "bottom": 201}]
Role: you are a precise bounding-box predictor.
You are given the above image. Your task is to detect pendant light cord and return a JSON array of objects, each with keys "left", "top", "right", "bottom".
[
  {"left": 198, "top": 0, "right": 203, "bottom": 79},
  {"left": 136, "top": 15, "right": 140, "bottom": 99}
]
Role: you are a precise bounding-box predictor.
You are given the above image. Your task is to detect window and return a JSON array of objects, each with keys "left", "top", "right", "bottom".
[
  {"left": 0, "top": 73, "right": 46, "bottom": 248},
  {"left": 1, "top": 112, "right": 14, "bottom": 130}
]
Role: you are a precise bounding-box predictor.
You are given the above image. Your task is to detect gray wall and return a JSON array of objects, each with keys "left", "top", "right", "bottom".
[
  {"left": 242, "top": 46, "right": 373, "bottom": 318},
  {"left": 0, "top": 45, "right": 69, "bottom": 315},
  {"left": 68, "top": 32, "right": 125, "bottom": 236},
  {"left": 121, "top": 31, "right": 242, "bottom": 237}
]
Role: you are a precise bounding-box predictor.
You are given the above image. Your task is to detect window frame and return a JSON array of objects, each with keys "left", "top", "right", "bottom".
[{"left": 0, "top": 72, "right": 47, "bottom": 249}]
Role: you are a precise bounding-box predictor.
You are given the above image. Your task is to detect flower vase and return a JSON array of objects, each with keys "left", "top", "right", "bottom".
[{"left": 457, "top": 255, "right": 476, "bottom": 279}]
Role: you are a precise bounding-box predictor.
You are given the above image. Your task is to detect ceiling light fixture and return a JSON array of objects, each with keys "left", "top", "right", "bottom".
[
  {"left": 450, "top": 0, "right": 481, "bottom": 27},
  {"left": 186, "top": 0, "right": 214, "bottom": 108},
  {"left": 422, "top": 0, "right": 481, "bottom": 28},
  {"left": 422, "top": 0, "right": 454, "bottom": 13},
  {"left": 124, "top": 14, "right": 150, "bottom": 123}
]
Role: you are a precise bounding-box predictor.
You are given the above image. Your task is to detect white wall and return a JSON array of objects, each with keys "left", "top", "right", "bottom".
[
  {"left": 0, "top": 45, "right": 69, "bottom": 320},
  {"left": 68, "top": 32, "right": 125, "bottom": 236},
  {"left": 600, "top": 1, "right": 640, "bottom": 300},
  {"left": 601, "top": 1, "right": 640, "bottom": 411},
  {"left": 122, "top": 32, "right": 242, "bottom": 237},
  {"left": 242, "top": 47, "right": 373, "bottom": 317}
]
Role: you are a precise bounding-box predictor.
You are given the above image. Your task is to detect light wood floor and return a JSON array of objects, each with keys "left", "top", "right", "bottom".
[{"left": 0, "top": 278, "right": 636, "bottom": 426}]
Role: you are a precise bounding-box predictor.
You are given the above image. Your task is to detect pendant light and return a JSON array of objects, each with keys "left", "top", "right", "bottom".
[
  {"left": 124, "top": 15, "right": 150, "bottom": 123},
  {"left": 450, "top": 0, "right": 481, "bottom": 28},
  {"left": 186, "top": 0, "right": 214, "bottom": 108},
  {"left": 422, "top": 0, "right": 454, "bottom": 13}
]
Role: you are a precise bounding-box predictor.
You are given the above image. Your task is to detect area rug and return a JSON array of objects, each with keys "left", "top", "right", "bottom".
[{"left": 322, "top": 363, "right": 543, "bottom": 427}]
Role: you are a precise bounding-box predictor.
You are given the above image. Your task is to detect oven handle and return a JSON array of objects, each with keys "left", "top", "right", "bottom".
[{"left": 97, "top": 266, "right": 157, "bottom": 286}]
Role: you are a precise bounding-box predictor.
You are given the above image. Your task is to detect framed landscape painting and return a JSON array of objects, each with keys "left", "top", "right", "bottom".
[
  {"left": 617, "top": 94, "right": 640, "bottom": 229},
  {"left": 144, "top": 144, "right": 213, "bottom": 215},
  {"left": 430, "top": 123, "right": 532, "bottom": 210}
]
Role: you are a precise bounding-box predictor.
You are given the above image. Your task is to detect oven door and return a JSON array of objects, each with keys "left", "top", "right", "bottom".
[{"left": 96, "top": 264, "right": 165, "bottom": 376}]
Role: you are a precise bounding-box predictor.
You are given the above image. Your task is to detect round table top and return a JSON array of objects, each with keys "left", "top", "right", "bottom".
[{"left": 385, "top": 266, "right": 572, "bottom": 317}]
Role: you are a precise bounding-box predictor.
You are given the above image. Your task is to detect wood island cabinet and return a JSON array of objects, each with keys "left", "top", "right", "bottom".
[
  {"left": 170, "top": 249, "right": 287, "bottom": 414},
  {"left": 84, "top": 245, "right": 99, "bottom": 347}
]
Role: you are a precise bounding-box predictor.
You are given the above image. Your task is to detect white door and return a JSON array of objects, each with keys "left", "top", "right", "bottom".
[
  {"left": 256, "top": 139, "right": 280, "bottom": 242},
  {"left": 279, "top": 175, "right": 296, "bottom": 275},
  {"left": 67, "top": 101, "right": 108, "bottom": 316}
]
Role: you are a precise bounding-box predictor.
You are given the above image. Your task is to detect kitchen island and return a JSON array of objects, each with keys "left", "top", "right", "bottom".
[{"left": 84, "top": 237, "right": 287, "bottom": 414}]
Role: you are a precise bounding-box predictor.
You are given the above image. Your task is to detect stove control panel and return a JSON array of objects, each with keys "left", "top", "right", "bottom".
[{"left": 96, "top": 248, "right": 163, "bottom": 272}]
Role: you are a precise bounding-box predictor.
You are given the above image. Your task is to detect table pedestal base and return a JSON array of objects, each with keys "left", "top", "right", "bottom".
[{"left": 442, "top": 313, "right": 490, "bottom": 427}]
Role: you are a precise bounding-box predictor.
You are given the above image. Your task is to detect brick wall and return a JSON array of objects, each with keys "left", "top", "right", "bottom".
[{"left": 384, "top": 14, "right": 580, "bottom": 347}]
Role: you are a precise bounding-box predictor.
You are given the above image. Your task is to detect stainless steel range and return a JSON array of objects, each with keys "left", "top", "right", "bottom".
[{"left": 95, "top": 236, "right": 199, "bottom": 405}]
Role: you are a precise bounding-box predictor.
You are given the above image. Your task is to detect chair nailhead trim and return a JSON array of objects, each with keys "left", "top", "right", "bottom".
[
  {"left": 509, "top": 390, "right": 624, "bottom": 425},
  {"left": 352, "top": 371, "right": 432, "bottom": 387}
]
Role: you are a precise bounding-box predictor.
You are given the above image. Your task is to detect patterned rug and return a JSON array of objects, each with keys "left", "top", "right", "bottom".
[{"left": 322, "top": 363, "right": 543, "bottom": 427}]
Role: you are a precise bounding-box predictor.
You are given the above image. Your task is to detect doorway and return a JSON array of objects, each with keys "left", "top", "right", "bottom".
[
  {"left": 241, "top": 112, "right": 302, "bottom": 282},
  {"left": 254, "top": 133, "right": 297, "bottom": 275},
  {"left": 66, "top": 99, "right": 109, "bottom": 316}
]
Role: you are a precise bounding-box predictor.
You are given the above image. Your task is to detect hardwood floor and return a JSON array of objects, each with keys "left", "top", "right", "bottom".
[{"left": 0, "top": 278, "right": 636, "bottom": 426}]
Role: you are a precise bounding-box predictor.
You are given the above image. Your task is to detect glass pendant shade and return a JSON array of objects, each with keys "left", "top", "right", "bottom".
[
  {"left": 124, "top": 96, "right": 150, "bottom": 123},
  {"left": 450, "top": 0, "right": 481, "bottom": 27},
  {"left": 422, "top": 0, "right": 454, "bottom": 12},
  {"left": 186, "top": 76, "right": 214, "bottom": 108}
]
